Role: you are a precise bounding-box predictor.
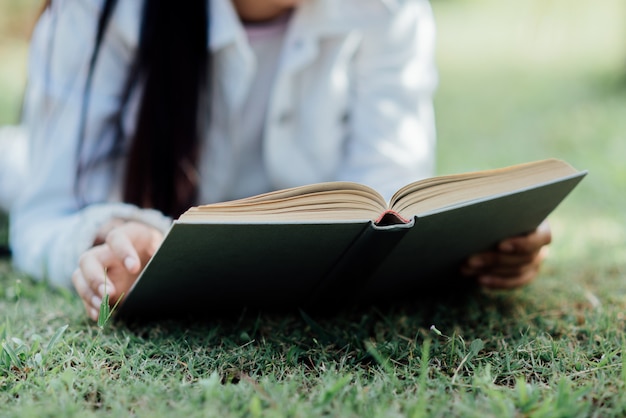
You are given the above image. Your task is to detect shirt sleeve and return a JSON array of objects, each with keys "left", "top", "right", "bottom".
[
  {"left": 337, "top": 0, "right": 438, "bottom": 202},
  {"left": 9, "top": 0, "right": 172, "bottom": 289}
]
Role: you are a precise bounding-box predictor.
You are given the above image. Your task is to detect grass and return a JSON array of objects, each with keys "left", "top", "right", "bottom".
[{"left": 1, "top": 0, "right": 626, "bottom": 416}]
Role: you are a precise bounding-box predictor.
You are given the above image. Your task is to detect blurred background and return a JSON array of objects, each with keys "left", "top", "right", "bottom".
[
  {"left": 0, "top": 0, "right": 624, "bottom": 296},
  {"left": 431, "top": 0, "right": 626, "bottom": 292},
  {"left": 0, "top": 0, "right": 40, "bottom": 125}
]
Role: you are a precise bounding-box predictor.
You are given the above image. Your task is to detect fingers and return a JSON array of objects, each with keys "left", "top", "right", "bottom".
[
  {"left": 498, "top": 220, "right": 552, "bottom": 254},
  {"left": 463, "top": 249, "right": 539, "bottom": 276},
  {"left": 73, "top": 245, "right": 117, "bottom": 321},
  {"left": 477, "top": 261, "right": 540, "bottom": 289},
  {"left": 105, "top": 222, "right": 164, "bottom": 273},
  {"left": 73, "top": 244, "right": 138, "bottom": 321},
  {"left": 462, "top": 221, "right": 552, "bottom": 290},
  {"left": 476, "top": 245, "right": 548, "bottom": 289},
  {"left": 72, "top": 268, "right": 99, "bottom": 321},
  {"left": 72, "top": 221, "right": 165, "bottom": 321},
  {"left": 105, "top": 226, "right": 142, "bottom": 275}
]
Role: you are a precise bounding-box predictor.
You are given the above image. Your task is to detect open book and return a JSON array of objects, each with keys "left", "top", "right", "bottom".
[{"left": 116, "top": 158, "right": 587, "bottom": 321}]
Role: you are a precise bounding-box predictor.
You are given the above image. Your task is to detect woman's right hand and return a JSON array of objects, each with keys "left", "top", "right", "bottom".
[{"left": 72, "top": 221, "right": 164, "bottom": 321}]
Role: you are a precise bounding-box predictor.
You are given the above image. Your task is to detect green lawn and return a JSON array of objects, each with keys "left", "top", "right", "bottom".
[{"left": 2, "top": 0, "right": 626, "bottom": 416}]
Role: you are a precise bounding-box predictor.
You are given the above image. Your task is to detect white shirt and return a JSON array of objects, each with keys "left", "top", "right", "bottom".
[
  {"left": 204, "top": 11, "right": 291, "bottom": 202},
  {"left": 10, "top": 0, "right": 438, "bottom": 287}
]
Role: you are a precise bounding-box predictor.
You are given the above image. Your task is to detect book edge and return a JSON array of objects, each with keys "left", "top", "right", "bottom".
[{"left": 413, "top": 170, "right": 587, "bottom": 219}]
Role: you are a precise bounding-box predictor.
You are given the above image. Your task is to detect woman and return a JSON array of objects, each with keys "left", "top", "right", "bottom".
[{"left": 9, "top": 0, "right": 551, "bottom": 320}]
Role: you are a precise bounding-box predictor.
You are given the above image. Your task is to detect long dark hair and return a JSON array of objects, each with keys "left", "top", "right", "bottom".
[{"left": 78, "top": 0, "right": 209, "bottom": 218}]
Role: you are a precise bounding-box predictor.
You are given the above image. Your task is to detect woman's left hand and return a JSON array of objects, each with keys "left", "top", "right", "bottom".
[
  {"left": 461, "top": 220, "right": 552, "bottom": 289},
  {"left": 72, "top": 221, "right": 164, "bottom": 321}
]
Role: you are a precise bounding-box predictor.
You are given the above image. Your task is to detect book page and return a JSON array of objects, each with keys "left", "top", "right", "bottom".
[
  {"left": 177, "top": 159, "right": 580, "bottom": 223},
  {"left": 179, "top": 181, "right": 388, "bottom": 222},
  {"left": 390, "top": 158, "right": 580, "bottom": 217}
]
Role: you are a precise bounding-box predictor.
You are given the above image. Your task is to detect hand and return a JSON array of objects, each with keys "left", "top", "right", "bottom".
[
  {"left": 461, "top": 220, "right": 552, "bottom": 290},
  {"left": 72, "top": 221, "right": 164, "bottom": 321}
]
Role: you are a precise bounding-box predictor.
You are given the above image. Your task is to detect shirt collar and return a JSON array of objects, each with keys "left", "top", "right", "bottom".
[{"left": 208, "top": 0, "right": 398, "bottom": 50}]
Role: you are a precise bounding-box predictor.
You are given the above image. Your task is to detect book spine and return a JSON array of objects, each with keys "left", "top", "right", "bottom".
[
  {"left": 307, "top": 221, "right": 412, "bottom": 309},
  {"left": 374, "top": 210, "right": 411, "bottom": 225}
]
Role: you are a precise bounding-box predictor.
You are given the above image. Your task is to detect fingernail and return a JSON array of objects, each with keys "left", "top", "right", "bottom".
[
  {"left": 90, "top": 308, "right": 99, "bottom": 321},
  {"left": 124, "top": 256, "right": 137, "bottom": 271},
  {"left": 92, "top": 295, "right": 102, "bottom": 308},
  {"left": 500, "top": 242, "right": 514, "bottom": 252},
  {"left": 98, "top": 284, "right": 106, "bottom": 297}
]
